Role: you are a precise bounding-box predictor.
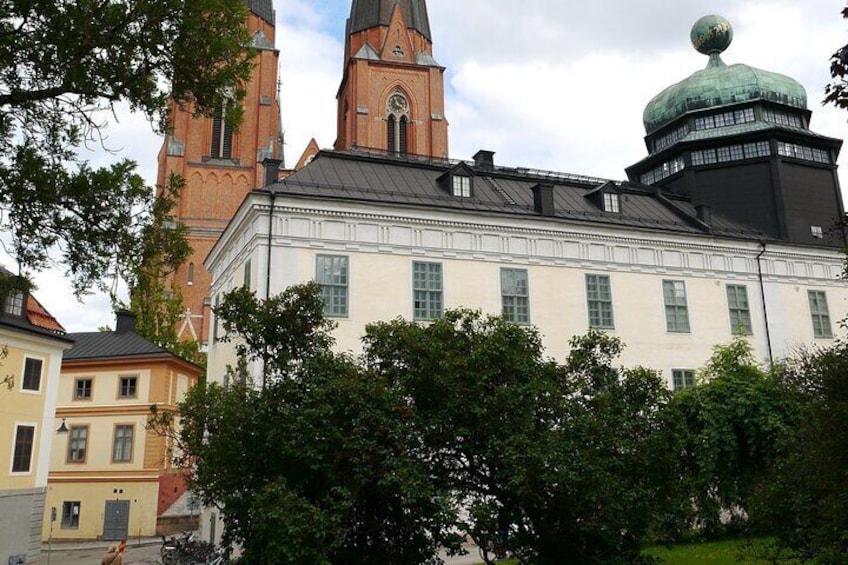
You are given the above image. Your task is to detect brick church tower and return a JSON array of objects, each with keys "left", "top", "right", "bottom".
[
  {"left": 157, "top": 0, "right": 283, "bottom": 346},
  {"left": 335, "top": 0, "right": 449, "bottom": 158}
]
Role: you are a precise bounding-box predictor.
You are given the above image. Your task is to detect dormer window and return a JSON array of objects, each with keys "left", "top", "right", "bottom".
[
  {"left": 811, "top": 225, "right": 824, "bottom": 239},
  {"left": 4, "top": 292, "right": 23, "bottom": 317},
  {"left": 603, "top": 192, "right": 620, "bottom": 213},
  {"left": 453, "top": 175, "right": 471, "bottom": 197}
]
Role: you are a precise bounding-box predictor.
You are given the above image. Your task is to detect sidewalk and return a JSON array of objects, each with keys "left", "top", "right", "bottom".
[{"left": 43, "top": 536, "right": 161, "bottom": 553}]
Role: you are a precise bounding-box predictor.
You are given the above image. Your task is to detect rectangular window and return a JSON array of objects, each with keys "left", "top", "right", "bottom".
[
  {"left": 663, "top": 280, "right": 691, "bottom": 333},
  {"left": 413, "top": 262, "right": 443, "bottom": 321},
  {"left": 726, "top": 285, "right": 753, "bottom": 335},
  {"left": 243, "top": 260, "right": 251, "bottom": 290},
  {"left": 12, "top": 425, "right": 35, "bottom": 473},
  {"left": 4, "top": 292, "right": 23, "bottom": 316},
  {"left": 112, "top": 425, "right": 134, "bottom": 462},
  {"left": 501, "top": 268, "right": 530, "bottom": 324},
  {"left": 808, "top": 290, "right": 833, "bottom": 339},
  {"left": 603, "top": 192, "right": 620, "bottom": 213},
  {"left": 74, "top": 378, "right": 92, "bottom": 400},
  {"left": 67, "top": 426, "right": 88, "bottom": 463},
  {"left": 22, "top": 357, "right": 42, "bottom": 391},
  {"left": 586, "top": 274, "right": 614, "bottom": 329},
  {"left": 452, "top": 175, "right": 471, "bottom": 197},
  {"left": 119, "top": 376, "right": 137, "bottom": 398},
  {"left": 672, "top": 369, "right": 696, "bottom": 391},
  {"left": 316, "top": 255, "right": 349, "bottom": 317},
  {"left": 61, "top": 501, "right": 81, "bottom": 529}
]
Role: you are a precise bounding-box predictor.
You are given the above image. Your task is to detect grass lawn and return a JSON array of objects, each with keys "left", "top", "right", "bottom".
[{"left": 473, "top": 538, "right": 797, "bottom": 564}]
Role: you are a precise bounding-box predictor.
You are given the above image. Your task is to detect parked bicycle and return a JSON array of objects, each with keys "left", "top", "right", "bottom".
[{"left": 159, "top": 531, "right": 226, "bottom": 565}]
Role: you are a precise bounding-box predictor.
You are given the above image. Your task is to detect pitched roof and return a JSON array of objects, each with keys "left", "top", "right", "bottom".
[
  {"left": 245, "top": 0, "right": 274, "bottom": 25},
  {"left": 271, "top": 149, "right": 763, "bottom": 241},
  {"left": 62, "top": 330, "right": 171, "bottom": 361},
  {"left": 0, "top": 266, "right": 69, "bottom": 341},
  {"left": 349, "top": 0, "right": 431, "bottom": 41}
]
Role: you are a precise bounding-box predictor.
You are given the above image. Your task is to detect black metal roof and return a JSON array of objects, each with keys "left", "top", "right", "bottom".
[
  {"left": 271, "top": 149, "right": 764, "bottom": 241},
  {"left": 246, "top": 0, "right": 274, "bottom": 25},
  {"left": 349, "top": 0, "right": 431, "bottom": 41},
  {"left": 63, "top": 331, "right": 171, "bottom": 361}
]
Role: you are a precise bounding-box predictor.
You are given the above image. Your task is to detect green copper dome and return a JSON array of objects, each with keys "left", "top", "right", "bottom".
[{"left": 643, "top": 16, "right": 807, "bottom": 135}]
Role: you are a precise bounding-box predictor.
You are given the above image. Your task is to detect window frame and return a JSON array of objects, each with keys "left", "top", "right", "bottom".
[
  {"left": 118, "top": 375, "right": 138, "bottom": 399},
  {"left": 11, "top": 424, "right": 36, "bottom": 474},
  {"left": 602, "top": 192, "right": 620, "bottom": 213},
  {"left": 112, "top": 424, "right": 134, "bottom": 463},
  {"left": 501, "top": 268, "right": 530, "bottom": 325},
  {"left": 61, "top": 501, "right": 81, "bottom": 530},
  {"left": 73, "top": 378, "right": 93, "bottom": 401},
  {"left": 66, "top": 425, "right": 89, "bottom": 464},
  {"left": 452, "top": 175, "right": 472, "bottom": 198},
  {"left": 21, "top": 355, "right": 43, "bottom": 393},
  {"left": 662, "top": 280, "right": 691, "bottom": 333},
  {"left": 726, "top": 284, "right": 753, "bottom": 336},
  {"left": 412, "top": 262, "right": 444, "bottom": 321},
  {"left": 672, "top": 369, "right": 696, "bottom": 391},
  {"left": 316, "top": 255, "right": 350, "bottom": 318},
  {"left": 3, "top": 291, "right": 23, "bottom": 317},
  {"left": 808, "top": 290, "right": 833, "bottom": 339},
  {"left": 585, "top": 274, "right": 615, "bottom": 329}
]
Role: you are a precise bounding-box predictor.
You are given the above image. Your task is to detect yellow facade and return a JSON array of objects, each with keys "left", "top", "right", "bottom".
[
  {"left": 0, "top": 321, "right": 71, "bottom": 565},
  {"left": 43, "top": 353, "right": 201, "bottom": 542}
]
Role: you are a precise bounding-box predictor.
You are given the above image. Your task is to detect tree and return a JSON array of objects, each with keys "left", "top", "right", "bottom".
[
  {"left": 160, "top": 284, "right": 464, "bottom": 564},
  {"left": 0, "top": 0, "right": 255, "bottom": 292},
  {"left": 364, "top": 316, "right": 678, "bottom": 564},
  {"left": 755, "top": 339, "right": 848, "bottom": 563},
  {"left": 669, "top": 338, "right": 798, "bottom": 537},
  {"left": 825, "top": 5, "right": 848, "bottom": 114}
]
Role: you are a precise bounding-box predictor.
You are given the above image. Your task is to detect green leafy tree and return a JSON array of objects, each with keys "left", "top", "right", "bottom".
[
  {"left": 0, "top": 0, "right": 254, "bottom": 292},
  {"left": 159, "top": 284, "right": 464, "bottom": 564},
  {"left": 669, "top": 338, "right": 798, "bottom": 537},
  {"left": 756, "top": 340, "right": 848, "bottom": 563},
  {"left": 364, "top": 317, "right": 678, "bottom": 565}
]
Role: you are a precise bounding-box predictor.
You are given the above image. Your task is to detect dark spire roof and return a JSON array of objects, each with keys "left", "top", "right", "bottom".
[
  {"left": 245, "top": 0, "right": 274, "bottom": 25},
  {"left": 349, "top": 0, "right": 431, "bottom": 41}
]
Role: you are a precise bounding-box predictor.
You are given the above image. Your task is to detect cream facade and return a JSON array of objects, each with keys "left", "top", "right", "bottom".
[
  {"left": 43, "top": 315, "right": 202, "bottom": 542},
  {"left": 206, "top": 193, "right": 847, "bottom": 388},
  {"left": 0, "top": 294, "right": 70, "bottom": 565}
]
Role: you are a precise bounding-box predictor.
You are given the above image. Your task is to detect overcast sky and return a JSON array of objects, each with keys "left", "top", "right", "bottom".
[{"left": 29, "top": 0, "right": 848, "bottom": 333}]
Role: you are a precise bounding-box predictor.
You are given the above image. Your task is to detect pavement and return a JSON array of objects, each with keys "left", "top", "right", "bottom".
[{"left": 41, "top": 538, "right": 485, "bottom": 565}]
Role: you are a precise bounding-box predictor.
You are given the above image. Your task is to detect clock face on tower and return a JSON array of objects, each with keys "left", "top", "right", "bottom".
[{"left": 387, "top": 94, "right": 408, "bottom": 115}]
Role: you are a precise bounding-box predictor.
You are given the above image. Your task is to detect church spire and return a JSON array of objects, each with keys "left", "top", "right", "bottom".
[
  {"left": 336, "top": 0, "right": 448, "bottom": 159},
  {"left": 349, "top": 0, "right": 431, "bottom": 41}
]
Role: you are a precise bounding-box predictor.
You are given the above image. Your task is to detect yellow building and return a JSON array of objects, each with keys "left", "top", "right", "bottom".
[
  {"left": 43, "top": 311, "right": 203, "bottom": 542},
  {"left": 0, "top": 273, "right": 72, "bottom": 565}
]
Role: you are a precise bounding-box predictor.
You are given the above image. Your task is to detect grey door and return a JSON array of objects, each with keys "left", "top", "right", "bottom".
[{"left": 103, "top": 500, "right": 130, "bottom": 541}]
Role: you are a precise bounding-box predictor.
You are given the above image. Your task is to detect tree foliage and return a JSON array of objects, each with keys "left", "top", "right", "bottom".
[
  {"left": 0, "top": 0, "right": 254, "bottom": 291},
  {"left": 825, "top": 5, "right": 848, "bottom": 113},
  {"left": 668, "top": 339, "right": 798, "bottom": 537},
  {"left": 365, "top": 319, "right": 677, "bottom": 564},
  {"left": 162, "top": 284, "right": 464, "bottom": 564},
  {"left": 756, "top": 340, "right": 848, "bottom": 563}
]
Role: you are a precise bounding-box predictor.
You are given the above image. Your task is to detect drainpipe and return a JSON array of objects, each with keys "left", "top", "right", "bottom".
[
  {"left": 756, "top": 241, "right": 774, "bottom": 366},
  {"left": 262, "top": 189, "right": 276, "bottom": 389}
]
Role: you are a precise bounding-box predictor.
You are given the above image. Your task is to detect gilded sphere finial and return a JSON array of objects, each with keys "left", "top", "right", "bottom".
[{"left": 690, "top": 15, "right": 733, "bottom": 55}]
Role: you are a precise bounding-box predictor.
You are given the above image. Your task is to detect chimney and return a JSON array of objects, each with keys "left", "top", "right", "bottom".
[
  {"left": 532, "top": 183, "right": 555, "bottom": 216},
  {"left": 695, "top": 204, "right": 712, "bottom": 226},
  {"left": 472, "top": 150, "right": 495, "bottom": 171},
  {"left": 115, "top": 310, "right": 137, "bottom": 333},
  {"left": 262, "top": 157, "right": 283, "bottom": 187}
]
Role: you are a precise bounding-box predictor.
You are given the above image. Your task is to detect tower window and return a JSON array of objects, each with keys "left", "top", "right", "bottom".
[
  {"left": 811, "top": 226, "right": 824, "bottom": 239},
  {"left": 211, "top": 102, "right": 233, "bottom": 159},
  {"left": 392, "top": 45, "right": 405, "bottom": 57},
  {"left": 386, "top": 93, "right": 410, "bottom": 155},
  {"left": 187, "top": 263, "right": 194, "bottom": 286}
]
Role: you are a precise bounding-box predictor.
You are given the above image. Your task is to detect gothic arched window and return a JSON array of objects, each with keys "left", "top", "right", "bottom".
[{"left": 386, "top": 93, "right": 409, "bottom": 155}]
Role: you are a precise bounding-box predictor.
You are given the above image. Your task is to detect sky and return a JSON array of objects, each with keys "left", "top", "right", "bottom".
[{"left": 28, "top": 0, "right": 848, "bottom": 332}]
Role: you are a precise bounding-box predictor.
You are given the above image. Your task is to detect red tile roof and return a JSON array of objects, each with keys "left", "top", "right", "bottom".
[{"left": 26, "top": 295, "right": 66, "bottom": 333}]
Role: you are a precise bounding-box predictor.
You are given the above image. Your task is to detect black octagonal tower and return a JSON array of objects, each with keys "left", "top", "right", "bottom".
[{"left": 627, "top": 15, "right": 845, "bottom": 247}]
